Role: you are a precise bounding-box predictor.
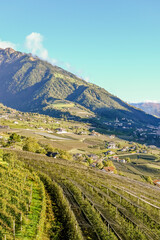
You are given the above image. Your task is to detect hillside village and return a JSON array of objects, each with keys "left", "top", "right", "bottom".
[
  {"left": 0, "top": 103, "right": 160, "bottom": 187},
  {"left": 102, "top": 117, "right": 160, "bottom": 146}
]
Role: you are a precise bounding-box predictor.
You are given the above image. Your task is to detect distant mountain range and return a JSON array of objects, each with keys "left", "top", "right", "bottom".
[
  {"left": 131, "top": 102, "right": 160, "bottom": 118},
  {"left": 0, "top": 48, "right": 159, "bottom": 126}
]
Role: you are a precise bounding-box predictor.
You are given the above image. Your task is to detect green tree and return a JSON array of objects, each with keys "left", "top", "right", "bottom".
[
  {"left": 96, "top": 162, "right": 104, "bottom": 169},
  {"left": 57, "top": 149, "right": 73, "bottom": 161},
  {"left": 146, "top": 176, "right": 153, "bottom": 184},
  {"left": 44, "top": 144, "right": 56, "bottom": 153},
  {"left": 23, "top": 137, "right": 41, "bottom": 153},
  {"left": 9, "top": 133, "right": 21, "bottom": 142},
  {"left": 117, "top": 143, "right": 122, "bottom": 148},
  {"left": 86, "top": 158, "right": 93, "bottom": 165},
  {"left": 125, "top": 157, "right": 131, "bottom": 163},
  {"left": 104, "top": 160, "right": 114, "bottom": 167},
  {"left": 0, "top": 149, "right": 3, "bottom": 159},
  {"left": 7, "top": 133, "right": 21, "bottom": 145}
]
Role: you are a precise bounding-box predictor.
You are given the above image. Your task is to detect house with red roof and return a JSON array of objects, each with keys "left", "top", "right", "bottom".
[
  {"left": 103, "top": 166, "right": 115, "bottom": 173},
  {"left": 153, "top": 180, "right": 160, "bottom": 187}
]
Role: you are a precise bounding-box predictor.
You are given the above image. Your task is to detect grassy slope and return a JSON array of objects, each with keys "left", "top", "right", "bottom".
[{"left": 17, "top": 180, "right": 43, "bottom": 239}]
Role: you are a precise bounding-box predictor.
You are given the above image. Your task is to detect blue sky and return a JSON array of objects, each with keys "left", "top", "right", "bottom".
[{"left": 0, "top": 0, "right": 160, "bottom": 103}]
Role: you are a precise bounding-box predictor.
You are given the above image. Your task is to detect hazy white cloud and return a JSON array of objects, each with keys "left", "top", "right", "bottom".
[
  {"left": 0, "top": 33, "right": 89, "bottom": 81},
  {"left": 84, "top": 76, "right": 90, "bottom": 82},
  {"left": 129, "top": 100, "right": 160, "bottom": 104},
  {"left": 65, "top": 63, "right": 72, "bottom": 70},
  {"left": 25, "top": 32, "right": 56, "bottom": 64},
  {"left": 64, "top": 62, "right": 90, "bottom": 81},
  {"left": 0, "top": 39, "right": 16, "bottom": 49},
  {"left": 144, "top": 100, "right": 160, "bottom": 103}
]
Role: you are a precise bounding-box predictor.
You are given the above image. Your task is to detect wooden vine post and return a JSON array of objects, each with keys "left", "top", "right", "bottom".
[
  {"left": 108, "top": 223, "right": 110, "bottom": 234},
  {"left": 13, "top": 219, "right": 15, "bottom": 239},
  {"left": 29, "top": 184, "right": 33, "bottom": 211}
]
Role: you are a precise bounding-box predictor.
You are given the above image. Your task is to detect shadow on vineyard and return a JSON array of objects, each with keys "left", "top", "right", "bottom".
[
  {"left": 1, "top": 148, "right": 158, "bottom": 240},
  {"left": 0, "top": 150, "right": 83, "bottom": 240}
]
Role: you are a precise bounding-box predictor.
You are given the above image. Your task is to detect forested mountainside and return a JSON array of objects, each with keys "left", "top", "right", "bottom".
[{"left": 0, "top": 48, "right": 159, "bottom": 126}]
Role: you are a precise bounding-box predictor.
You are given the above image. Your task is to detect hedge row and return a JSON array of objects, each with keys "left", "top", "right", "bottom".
[{"left": 38, "top": 172, "right": 84, "bottom": 240}]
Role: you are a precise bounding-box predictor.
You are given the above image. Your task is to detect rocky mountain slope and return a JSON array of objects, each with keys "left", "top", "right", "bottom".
[{"left": 131, "top": 102, "right": 160, "bottom": 118}]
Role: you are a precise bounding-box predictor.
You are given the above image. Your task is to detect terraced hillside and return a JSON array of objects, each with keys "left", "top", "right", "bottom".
[
  {"left": 0, "top": 152, "right": 47, "bottom": 239},
  {"left": 0, "top": 150, "right": 83, "bottom": 240},
  {"left": 15, "top": 150, "right": 160, "bottom": 240}
]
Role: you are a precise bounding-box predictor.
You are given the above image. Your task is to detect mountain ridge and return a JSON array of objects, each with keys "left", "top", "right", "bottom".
[
  {"left": 0, "top": 48, "right": 159, "bottom": 125},
  {"left": 131, "top": 102, "right": 160, "bottom": 118}
]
